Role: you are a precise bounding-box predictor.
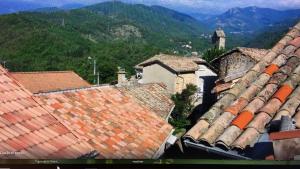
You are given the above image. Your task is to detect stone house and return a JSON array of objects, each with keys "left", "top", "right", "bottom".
[
  {"left": 184, "top": 21, "right": 300, "bottom": 160},
  {"left": 210, "top": 47, "right": 269, "bottom": 97},
  {"left": 135, "top": 54, "right": 217, "bottom": 104}
]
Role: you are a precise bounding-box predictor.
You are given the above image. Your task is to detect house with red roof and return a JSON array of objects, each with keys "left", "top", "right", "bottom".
[
  {"left": 0, "top": 67, "right": 175, "bottom": 159},
  {"left": 35, "top": 85, "right": 174, "bottom": 159},
  {"left": 184, "top": 21, "right": 300, "bottom": 160},
  {"left": 0, "top": 66, "right": 97, "bottom": 159}
]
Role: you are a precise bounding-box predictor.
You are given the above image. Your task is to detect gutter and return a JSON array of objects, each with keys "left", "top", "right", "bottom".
[
  {"left": 183, "top": 140, "right": 251, "bottom": 160},
  {"left": 166, "top": 105, "right": 175, "bottom": 121},
  {"left": 177, "top": 74, "right": 185, "bottom": 93},
  {"left": 152, "top": 129, "right": 176, "bottom": 159}
]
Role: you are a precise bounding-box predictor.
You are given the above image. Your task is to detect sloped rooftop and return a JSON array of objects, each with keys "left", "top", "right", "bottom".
[
  {"left": 0, "top": 66, "right": 95, "bottom": 159},
  {"left": 11, "top": 71, "right": 91, "bottom": 94},
  {"left": 118, "top": 83, "right": 174, "bottom": 119},
  {"left": 35, "top": 86, "right": 173, "bottom": 159},
  {"left": 211, "top": 48, "right": 269, "bottom": 94},
  {"left": 135, "top": 54, "right": 206, "bottom": 73},
  {"left": 184, "top": 21, "right": 300, "bottom": 159},
  {"left": 211, "top": 47, "right": 269, "bottom": 64}
]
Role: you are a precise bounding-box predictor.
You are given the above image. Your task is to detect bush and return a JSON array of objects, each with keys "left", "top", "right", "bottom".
[
  {"left": 169, "top": 84, "right": 197, "bottom": 131},
  {"left": 203, "top": 47, "right": 226, "bottom": 62}
]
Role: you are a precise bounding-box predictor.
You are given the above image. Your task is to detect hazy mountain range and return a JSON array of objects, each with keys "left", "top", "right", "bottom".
[{"left": 193, "top": 6, "right": 300, "bottom": 33}]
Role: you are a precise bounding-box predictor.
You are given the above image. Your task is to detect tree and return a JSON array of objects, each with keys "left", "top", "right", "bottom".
[
  {"left": 169, "top": 84, "right": 197, "bottom": 131},
  {"left": 203, "top": 47, "right": 226, "bottom": 62}
]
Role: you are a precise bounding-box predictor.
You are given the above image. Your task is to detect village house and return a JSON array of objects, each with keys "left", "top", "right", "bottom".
[
  {"left": 35, "top": 85, "right": 175, "bottom": 159},
  {"left": 210, "top": 47, "right": 269, "bottom": 97},
  {"left": 0, "top": 66, "right": 98, "bottom": 159},
  {"left": 135, "top": 54, "right": 217, "bottom": 104},
  {"left": 184, "top": 21, "right": 300, "bottom": 160},
  {"left": 11, "top": 69, "right": 175, "bottom": 122},
  {"left": 0, "top": 65, "right": 176, "bottom": 159}
]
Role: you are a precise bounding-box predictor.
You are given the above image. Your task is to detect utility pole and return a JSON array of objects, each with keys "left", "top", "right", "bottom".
[
  {"left": 97, "top": 72, "right": 100, "bottom": 85},
  {"left": 93, "top": 59, "right": 96, "bottom": 84},
  {"left": 88, "top": 56, "right": 97, "bottom": 85},
  {"left": 3, "top": 61, "right": 6, "bottom": 68}
]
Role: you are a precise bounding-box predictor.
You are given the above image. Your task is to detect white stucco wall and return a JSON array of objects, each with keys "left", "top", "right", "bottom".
[
  {"left": 219, "top": 37, "right": 226, "bottom": 49},
  {"left": 175, "top": 73, "right": 198, "bottom": 94},
  {"left": 196, "top": 65, "right": 217, "bottom": 88},
  {"left": 142, "top": 64, "right": 177, "bottom": 93},
  {"left": 195, "top": 65, "right": 218, "bottom": 104}
]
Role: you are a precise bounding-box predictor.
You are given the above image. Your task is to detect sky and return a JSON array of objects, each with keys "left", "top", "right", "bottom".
[{"left": 19, "top": 0, "right": 300, "bottom": 14}]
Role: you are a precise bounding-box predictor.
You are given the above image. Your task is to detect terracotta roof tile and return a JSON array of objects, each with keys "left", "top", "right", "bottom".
[
  {"left": 184, "top": 21, "right": 300, "bottom": 158},
  {"left": 294, "top": 110, "right": 300, "bottom": 129},
  {"left": 11, "top": 71, "right": 91, "bottom": 94},
  {"left": 269, "top": 130, "right": 300, "bottom": 140},
  {"left": 118, "top": 83, "right": 174, "bottom": 119},
  {"left": 0, "top": 66, "right": 95, "bottom": 159},
  {"left": 288, "top": 37, "right": 300, "bottom": 48},
  {"left": 136, "top": 54, "right": 206, "bottom": 73},
  {"left": 36, "top": 86, "right": 173, "bottom": 159},
  {"left": 212, "top": 82, "right": 233, "bottom": 94}
]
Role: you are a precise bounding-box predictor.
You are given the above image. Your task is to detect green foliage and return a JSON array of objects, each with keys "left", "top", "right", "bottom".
[
  {"left": 0, "top": 2, "right": 212, "bottom": 84},
  {"left": 0, "top": 1, "right": 291, "bottom": 85},
  {"left": 203, "top": 47, "right": 226, "bottom": 62},
  {"left": 169, "top": 84, "right": 197, "bottom": 130}
]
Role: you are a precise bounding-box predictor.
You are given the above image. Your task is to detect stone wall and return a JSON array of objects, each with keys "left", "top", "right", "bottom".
[{"left": 219, "top": 52, "right": 255, "bottom": 82}]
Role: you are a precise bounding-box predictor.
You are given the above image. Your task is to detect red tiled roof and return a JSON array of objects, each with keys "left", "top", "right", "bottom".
[
  {"left": 10, "top": 71, "right": 91, "bottom": 94},
  {"left": 270, "top": 130, "right": 300, "bottom": 140},
  {"left": 0, "top": 66, "right": 95, "bottom": 159},
  {"left": 184, "top": 21, "right": 300, "bottom": 155},
  {"left": 135, "top": 54, "right": 206, "bottom": 73},
  {"left": 36, "top": 86, "right": 173, "bottom": 159},
  {"left": 118, "top": 83, "right": 174, "bottom": 119},
  {"left": 211, "top": 47, "right": 269, "bottom": 64},
  {"left": 212, "top": 82, "right": 233, "bottom": 94}
]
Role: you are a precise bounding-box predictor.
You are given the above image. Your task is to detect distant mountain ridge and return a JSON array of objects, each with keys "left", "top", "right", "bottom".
[
  {"left": 0, "top": 0, "right": 44, "bottom": 14},
  {"left": 196, "top": 6, "right": 300, "bottom": 34},
  {"left": 0, "top": 0, "right": 85, "bottom": 14}
]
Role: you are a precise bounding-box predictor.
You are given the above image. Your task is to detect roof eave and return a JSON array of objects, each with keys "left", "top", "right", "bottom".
[{"left": 183, "top": 140, "right": 251, "bottom": 160}]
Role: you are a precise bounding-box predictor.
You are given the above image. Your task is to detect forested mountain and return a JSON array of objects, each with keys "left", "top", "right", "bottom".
[
  {"left": 1, "top": 1, "right": 300, "bottom": 84},
  {"left": 246, "top": 18, "right": 299, "bottom": 48},
  {"left": 0, "top": 1, "right": 211, "bottom": 83}
]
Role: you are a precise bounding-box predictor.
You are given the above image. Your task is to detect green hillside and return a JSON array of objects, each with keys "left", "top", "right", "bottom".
[
  {"left": 0, "top": 1, "right": 295, "bottom": 84},
  {"left": 245, "top": 19, "right": 299, "bottom": 48},
  {"left": 0, "top": 2, "right": 211, "bottom": 83}
]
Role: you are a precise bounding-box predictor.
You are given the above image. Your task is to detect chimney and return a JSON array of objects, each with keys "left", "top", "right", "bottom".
[{"left": 117, "top": 67, "right": 127, "bottom": 86}]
